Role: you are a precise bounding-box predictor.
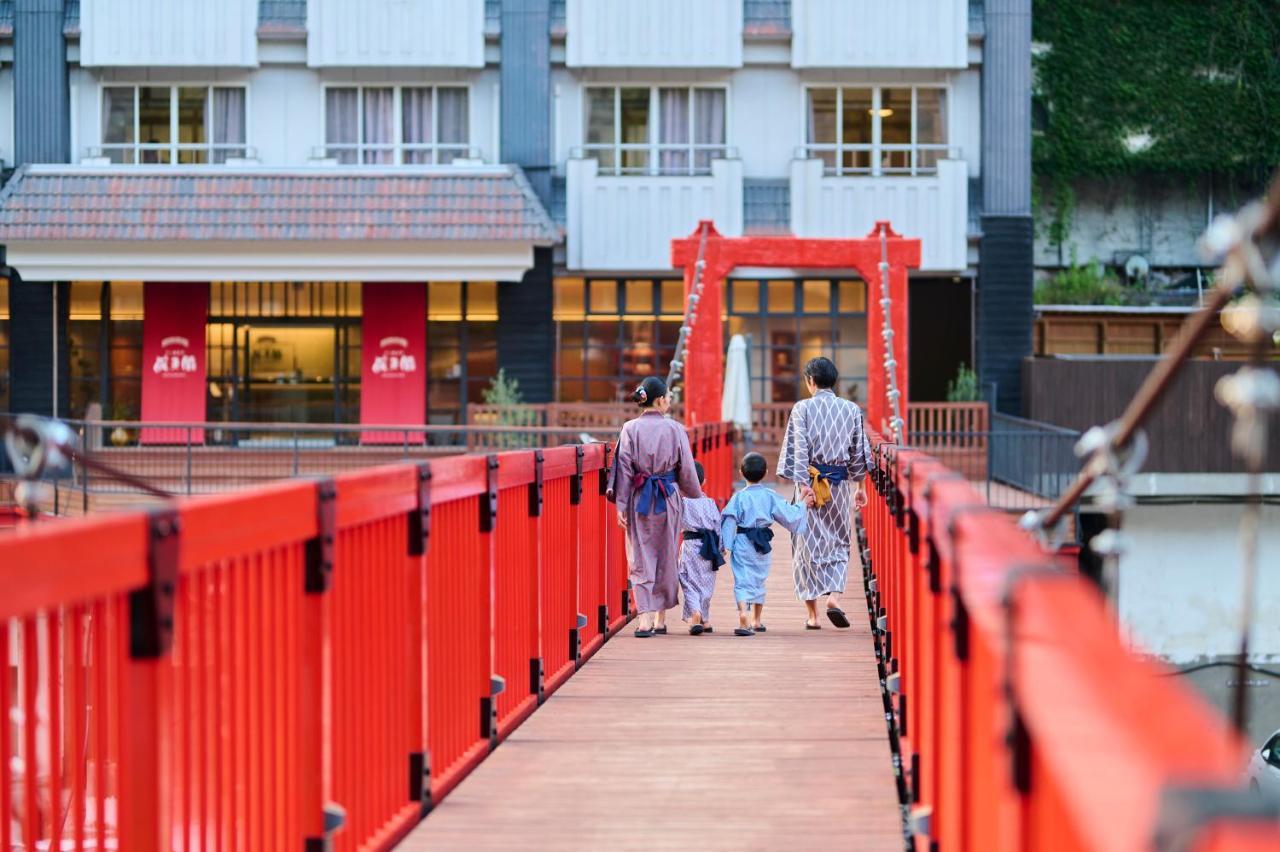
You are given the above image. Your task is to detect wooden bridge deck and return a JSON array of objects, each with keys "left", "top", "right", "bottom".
[{"left": 400, "top": 521, "right": 904, "bottom": 851}]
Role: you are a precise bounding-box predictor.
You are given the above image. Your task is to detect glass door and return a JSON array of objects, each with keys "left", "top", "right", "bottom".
[{"left": 242, "top": 325, "right": 339, "bottom": 423}]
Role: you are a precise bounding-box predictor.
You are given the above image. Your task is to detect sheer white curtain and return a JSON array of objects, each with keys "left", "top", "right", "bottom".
[
  {"left": 693, "top": 89, "right": 725, "bottom": 173},
  {"left": 436, "top": 88, "right": 468, "bottom": 163},
  {"left": 402, "top": 88, "right": 433, "bottom": 164},
  {"left": 325, "top": 88, "right": 359, "bottom": 164},
  {"left": 362, "top": 88, "right": 395, "bottom": 164},
  {"left": 211, "top": 88, "right": 246, "bottom": 163},
  {"left": 658, "top": 88, "right": 689, "bottom": 174}
]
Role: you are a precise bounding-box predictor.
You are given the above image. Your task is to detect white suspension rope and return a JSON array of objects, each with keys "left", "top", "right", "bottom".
[
  {"left": 665, "top": 223, "right": 711, "bottom": 408},
  {"left": 878, "top": 224, "right": 906, "bottom": 444}
]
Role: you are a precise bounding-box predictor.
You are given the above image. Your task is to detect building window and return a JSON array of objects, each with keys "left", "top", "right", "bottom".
[
  {"left": 727, "top": 278, "right": 868, "bottom": 404},
  {"left": 324, "top": 86, "right": 470, "bottom": 165},
  {"left": 554, "top": 277, "right": 685, "bottom": 401},
  {"left": 66, "top": 281, "right": 144, "bottom": 421},
  {"left": 583, "top": 86, "right": 727, "bottom": 176},
  {"left": 101, "top": 86, "right": 247, "bottom": 164},
  {"left": 805, "top": 86, "right": 948, "bottom": 176},
  {"left": 427, "top": 281, "right": 497, "bottom": 425}
]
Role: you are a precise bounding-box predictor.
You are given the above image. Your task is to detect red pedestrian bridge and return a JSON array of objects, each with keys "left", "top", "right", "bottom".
[{"left": 2, "top": 418, "right": 1277, "bottom": 852}]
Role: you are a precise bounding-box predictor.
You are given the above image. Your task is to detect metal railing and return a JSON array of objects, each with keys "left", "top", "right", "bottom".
[{"left": 908, "top": 413, "right": 1081, "bottom": 512}]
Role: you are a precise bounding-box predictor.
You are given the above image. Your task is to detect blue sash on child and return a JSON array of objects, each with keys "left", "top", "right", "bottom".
[
  {"left": 683, "top": 529, "right": 726, "bottom": 570},
  {"left": 742, "top": 526, "right": 774, "bottom": 555}
]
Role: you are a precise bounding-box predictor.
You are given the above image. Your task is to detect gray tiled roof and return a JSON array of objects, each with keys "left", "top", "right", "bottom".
[{"left": 0, "top": 165, "right": 560, "bottom": 244}]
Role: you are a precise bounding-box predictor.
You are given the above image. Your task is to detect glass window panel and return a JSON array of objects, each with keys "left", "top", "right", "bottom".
[
  {"left": 838, "top": 280, "right": 867, "bottom": 313},
  {"left": 658, "top": 88, "right": 689, "bottom": 144},
  {"left": 917, "top": 89, "right": 947, "bottom": 144},
  {"left": 767, "top": 280, "right": 795, "bottom": 313},
  {"left": 177, "top": 87, "right": 207, "bottom": 147},
  {"left": 660, "top": 280, "right": 685, "bottom": 315},
  {"left": 362, "top": 87, "right": 395, "bottom": 164},
  {"left": 559, "top": 321, "right": 585, "bottom": 346},
  {"left": 586, "top": 380, "right": 619, "bottom": 402},
  {"left": 881, "top": 88, "right": 912, "bottom": 144},
  {"left": 841, "top": 149, "right": 872, "bottom": 173},
  {"left": 841, "top": 88, "right": 873, "bottom": 145},
  {"left": 558, "top": 343, "right": 585, "bottom": 376},
  {"left": 620, "top": 88, "right": 649, "bottom": 145},
  {"left": 437, "top": 87, "right": 468, "bottom": 145},
  {"left": 325, "top": 87, "right": 359, "bottom": 163},
  {"left": 807, "top": 89, "right": 837, "bottom": 144},
  {"left": 110, "top": 379, "right": 141, "bottom": 421},
  {"left": 588, "top": 280, "right": 619, "bottom": 314},
  {"left": 837, "top": 315, "right": 869, "bottom": 347},
  {"left": 428, "top": 343, "right": 462, "bottom": 380},
  {"left": 585, "top": 346, "right": 620, "bottom": 378},
  {"left": 833, "top": 346, "right": 867, "bottom": 388},
  {"left": 585, "top": 319, "right": 619, "bottom": 349},
  {"left": 802, "top": 279, "right": 831, "bottom": 313},
  {"left": 555, "top": 277, "right": 585, "bottom": 320},
  {"left": 211, "top": 88, "right": 246, "bottom": 160},
  {"left": 466, "top": 281, "right": 497, "bottom": 320},
  {"left": 139, "top": 86, "right": 171, "bottom": 163},
  {"left": 428, "top": 282, "right": 463, "bottom": 320},
  {"left": 102, "top": 87, "right": 135, "bottom": 145},
  {"left": 585, "top": 89, "right": 615, "bottom": 145},
  {"left": 625, "top": 279, "right": 654, "bottom": 315},
  {"left": 110, "top": 321, "right": 144, "bottom": 378},
  {"left": 402, "top": 87, "right": 433, "bottom": 163},
  {"left": 656, "top": 318, "right": 681, "bottom": 346},
  {"left": 731, "top": 279, "right": 759, "bottom": 313},
  {"left": 694, "top": 89, "right": 726, "bottom": 145},
  {"left": 70, "top": 282, "right": 103, "bottom": 320},
  {"left": 110, "top": 282, "right": 144, "bottom": 320}
]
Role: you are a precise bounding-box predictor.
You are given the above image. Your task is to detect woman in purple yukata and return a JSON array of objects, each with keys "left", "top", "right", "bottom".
[{"left": 613, "top": 376, "right": 703, "bottom": 638}]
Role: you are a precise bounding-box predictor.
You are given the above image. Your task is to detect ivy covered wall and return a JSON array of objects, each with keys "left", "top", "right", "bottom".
[{"left": 1031, "top": 0, "right": 1280, "bottom": 262}]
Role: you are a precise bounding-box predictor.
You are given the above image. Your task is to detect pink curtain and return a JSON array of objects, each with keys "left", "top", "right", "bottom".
[
  {"left": 211, "top": 88, "right": 246, "bottom": 163},
  {"left": 325, "top": 88, "right": 359, "bottom": 164},
  {"left": 362, "top": 88, "right": 395, "bottom": 164},
  {"left": 658, "top": 88, "right": 689, "bottom": 174},
  {"left": 402, "top": 88, "right": 433, "bottom": 164}
]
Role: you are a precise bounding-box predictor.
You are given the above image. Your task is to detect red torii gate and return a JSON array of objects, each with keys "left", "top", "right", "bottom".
[{"left": 671, "top": 221, "right": 921, "bottom": 432}]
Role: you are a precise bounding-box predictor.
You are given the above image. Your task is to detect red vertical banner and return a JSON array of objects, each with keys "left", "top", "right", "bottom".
[
  {"left": 141, "top": 282, "right": 208, "bottom": 444},
  {"left": 360, "top": 282, "right": 427, "bottom": 444}
]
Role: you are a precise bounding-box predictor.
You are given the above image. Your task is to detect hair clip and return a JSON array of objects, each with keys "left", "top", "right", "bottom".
[{"left": 634, "top": 385, "right": 648, "bottom": 403}]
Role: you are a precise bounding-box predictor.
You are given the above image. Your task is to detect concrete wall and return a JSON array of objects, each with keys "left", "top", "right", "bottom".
[
  {"left": 81, "top": 0, "right": 258, "bottom": 67},
  {"left": 1116, "top": 501, "right": 1280, "bottom": 746}
]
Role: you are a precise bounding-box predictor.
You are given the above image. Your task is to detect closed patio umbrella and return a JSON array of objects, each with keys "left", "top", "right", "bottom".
[{"left": 721, "top": 334, "right": 752, "bottom": 430}]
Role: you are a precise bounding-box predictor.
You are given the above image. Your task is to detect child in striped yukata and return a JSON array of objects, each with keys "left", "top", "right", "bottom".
[{"left": 678, "top": 461, "right": 725, "bottom": 635}]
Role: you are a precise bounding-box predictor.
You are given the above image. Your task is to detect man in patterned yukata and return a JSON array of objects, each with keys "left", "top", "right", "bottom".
[{"left": 776, "top": 357, "right": 872, "bottom": 630}]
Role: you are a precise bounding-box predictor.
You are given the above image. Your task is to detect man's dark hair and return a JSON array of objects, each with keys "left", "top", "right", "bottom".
[
  {"left": 804, "top": 357, "right": 839, "bottom": 389},
  {"left": 631, "top": 375, "right": 668, "bottom": 408},
  {"left": 694, "top": 460, "right": 706, "bottom": 485},
  {"left": 740, "top": 452, "right": 767, "bottom": 483}
]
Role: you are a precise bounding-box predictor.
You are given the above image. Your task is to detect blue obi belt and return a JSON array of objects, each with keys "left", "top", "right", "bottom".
[
  {"left": 741, "top": 526, "right": 775, "bottom": 555},
  {"left": 632, "top": 470, "right": 678, "bottom": 516},
  {"left": 683, "top": 529, "right": 726, "bottom": 570}
]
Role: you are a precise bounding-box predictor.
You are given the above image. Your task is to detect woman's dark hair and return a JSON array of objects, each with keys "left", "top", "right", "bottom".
[
  {"left": 631, "top": 376, "right": 668, "bottom": 407},
  {"left": 694, "top": 460, "right": 706, "bottom": 485},
  {"left": 740, "top": 452, "right": 767, "bottom": 483},
  {"left": 804, "top": 357, "right": 839, "bottom": 389}
]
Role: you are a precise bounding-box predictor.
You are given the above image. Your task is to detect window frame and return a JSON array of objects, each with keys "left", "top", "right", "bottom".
[
  {"left": 320, "top": 83, "right": 475, "bottom": 166},
  {"left": 802, "top": 84, "right": 951, "bottom": 177},
  {"left": 98, "top": 83, "right": 251, "bottom": 165},
  {"left": 581, "top": 84, "right": 730, "bottom": 177}
]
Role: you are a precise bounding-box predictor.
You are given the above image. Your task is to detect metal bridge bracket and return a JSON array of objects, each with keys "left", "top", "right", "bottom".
[
  {"left": 907, "top": 508, "right": 920, "bottom": 555},
  {"left": 598, "top": 604, "right": 609, "bottom": 636},
  {"left": 129, "top": 508, "right": 181, "bottom": 660},
  {"left": 480, "top": 455, "right": 499, "bottom": 533},
  {"left": 529, "top": 657, "right": 545, "bottom": 702},
  {"left": 599, "top": 446, "right": 610, "bottom": 496},
  {"left": 569, "top": 445, "right": 585, "bottom": 505},
  {"left": 408, "top": 463, "right": 432, "bottom": 557},
  {"left": 304, "top": 803, "right": 347, "bottom": 852},
  {"left": 950, "top": 586, "right": 970, "bottom": 662},
  {"left": 409, "top": 750, "right": 431, "bottom": 814},
  {"left": 925, "top": 536, "right": 941, "bottom": 595},
  {"left": 305, "top": 478, "right": 337, "bottom": 594},
  {"left": 529, "top": 451, "right": 544, "bottom": 517},
  {"left": 621, "top": 587, "right": 632, "bottom": 620}
]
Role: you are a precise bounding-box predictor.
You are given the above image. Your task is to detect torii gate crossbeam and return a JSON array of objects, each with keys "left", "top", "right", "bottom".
[{"left": 671, "top": 221, "right": 921, "bottom": 433}]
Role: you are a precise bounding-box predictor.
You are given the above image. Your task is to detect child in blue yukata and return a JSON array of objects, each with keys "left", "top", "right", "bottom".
[{"left": 720, "top": 452, "right": 808, "bottom": 636}]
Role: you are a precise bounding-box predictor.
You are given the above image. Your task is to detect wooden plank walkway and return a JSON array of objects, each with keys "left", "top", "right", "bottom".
[{"left": 400, "top": 515, "right": 904, "bottom": 851}]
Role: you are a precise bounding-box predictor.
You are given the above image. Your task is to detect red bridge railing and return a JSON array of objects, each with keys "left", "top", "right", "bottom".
[
  {"left": 863, "top": 438, "right": 1280, "bottom": 852},
  {"left": 0, "top": 422, "right": 735, "bottom": 851}
]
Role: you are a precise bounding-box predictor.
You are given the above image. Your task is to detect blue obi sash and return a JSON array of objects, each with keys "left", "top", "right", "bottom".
[
  {"left": 683, "top": 529, "right": 726, "bottom": 570},
  {"left": 741, "top": 526, "right": 774, "bottom": 555},
  {"left": 633, "top": 470, "right": 678, "bottom": 516},
  {"left": 812, "top": 461, "right": 849, "bottom": 485}
]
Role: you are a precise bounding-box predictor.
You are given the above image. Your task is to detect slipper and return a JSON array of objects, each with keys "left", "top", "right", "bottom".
[
  {"left": 805, "top": 622, "right": 822, "bottom": 630},
  {"left": 733, "top": 627, "right": 755, "bottom": 637},
  {"left": 634, "top": 628, "right": 654, "bottom": 638},
  {"left": 826, "top": 607, "right": 851, "bottom": 629},
  {"left": 752, "top": 625, "right": 767, "bottom": 633},
  {"left": 703, "top": 626, "right": 714, "bottom": 634},
  {"left": 689, "top": 624, "right": 705, "bottom": 636},
  {"left": 653, "top": 626, "right": 668, "bottom": 635}
]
